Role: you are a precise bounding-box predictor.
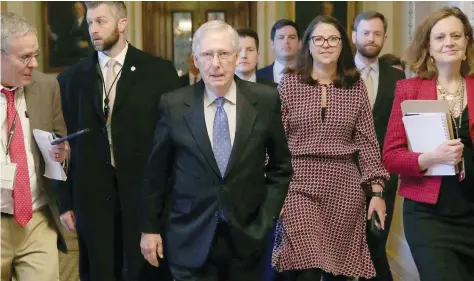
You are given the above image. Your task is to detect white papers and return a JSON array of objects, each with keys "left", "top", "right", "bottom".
[
  {"left": 402, "top": 112, "right": 455, "bottom": 176},
  {"left": 32, "top": 129, "right": 67, "bottom": 181}
]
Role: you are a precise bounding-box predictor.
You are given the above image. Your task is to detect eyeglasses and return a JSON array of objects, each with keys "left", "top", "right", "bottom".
[
  {"left": 197, "top": 51, "right": 234, "bottom": 63},
  {"left": 1, "top": 49, "right": 40, "bottom": 65},
  {"left": 310, "top": 36, "right": 341, "bottom": 47}
]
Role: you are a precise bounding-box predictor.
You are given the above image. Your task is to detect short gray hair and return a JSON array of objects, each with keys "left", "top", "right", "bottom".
[
  {"left": 192, "top": 20, "right": 240, "bottom": 55},
  {"left": 84, "top": 1, "right": 127, "bottom": 19},
  {"left": 1, "top": 12, "right": 37, "bottom": 51}
]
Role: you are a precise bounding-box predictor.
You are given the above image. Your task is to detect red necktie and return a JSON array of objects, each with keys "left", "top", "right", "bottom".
[{"left": 2, "top": 88, "right": 32, "bottom": 227}]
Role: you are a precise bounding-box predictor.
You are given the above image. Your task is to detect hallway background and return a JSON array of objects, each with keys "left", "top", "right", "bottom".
[{"left": 2, "top": 1, "right": 474, "bottom": 280}]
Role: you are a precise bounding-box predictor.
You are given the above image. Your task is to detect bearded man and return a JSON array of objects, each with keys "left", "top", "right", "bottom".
[
  {"left": 57, "top": 2, "right": 180, "bottom": 281},
  {"left": 351, "top": 11, "right": 406, "bottom": 281}
]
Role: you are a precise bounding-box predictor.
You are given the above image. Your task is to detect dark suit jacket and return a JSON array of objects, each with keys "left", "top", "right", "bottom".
[
  {"left": 24, "top": 70, "right": 68, "bottom": 253},
  {"left": 256, "top": 63, "right": 275, "bottom": 83},
  {"left": 179, "top": 73, "right": 189, "bottom": 87},
  {"left": 57, "top": 44, "right": 180, "bottom": 280},
  {"left": 140, "top": 77, "right": 293, "bottom": 268},
  {"left": 372, "top": 61, "right": 406, "bottom": 151},
  {"left": 256, "top": 77, "right": 277, "bottom": 88}
]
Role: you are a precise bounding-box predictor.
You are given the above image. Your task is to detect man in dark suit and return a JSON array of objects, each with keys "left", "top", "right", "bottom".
[
  {"left": 57, "top": 2, "right": 180, "bottom": 281},
  {"left": 179, "top": 53, "right": 201, "bottom": 87},
  {"left": 352, "top": 11, "right": 406, "bottom": 281},
  {"left": 235, "top": 28, "right": 272, "bottom": 85},
  {"left": 140, "top": 20, "right": 293, "bottom": 281},
  {"left": 256, "top": 19, "right": 300, "bottom": 84}
]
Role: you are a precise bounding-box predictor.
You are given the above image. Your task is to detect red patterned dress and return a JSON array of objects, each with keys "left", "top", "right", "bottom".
[{"left": 272, "top": 73, "right": 389, "bottom": 278}]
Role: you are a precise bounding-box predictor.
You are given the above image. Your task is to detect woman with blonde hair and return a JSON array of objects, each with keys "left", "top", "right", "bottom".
[{"left": 383, "top": 7, "right": 474, "bottom": 280}]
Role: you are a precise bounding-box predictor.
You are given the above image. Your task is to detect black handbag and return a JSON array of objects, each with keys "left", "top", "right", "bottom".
[{"left": 369, "top": 211, "right": 382, "bottom": 238}]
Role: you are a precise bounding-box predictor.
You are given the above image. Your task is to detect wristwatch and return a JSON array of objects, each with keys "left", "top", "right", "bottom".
[{"left": 371, "top": 191, "right": 385, "bottom": 200}]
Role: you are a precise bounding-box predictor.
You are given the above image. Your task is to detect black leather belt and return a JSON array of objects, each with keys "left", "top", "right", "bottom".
[{"left": 1, "top": 213, "right": 13, "bottom": 217}]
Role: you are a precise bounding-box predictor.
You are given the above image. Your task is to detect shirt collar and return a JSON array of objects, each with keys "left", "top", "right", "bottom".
[
  {"left": 235, "top": 72, "right": 256, "bottom": 82},
  {"left": 273, "top": 60, "right": 286, "bottom": 74},
  {"left": 204, "top": 80, "right": 237, "bottom": 107},
  {"left": 248, "top": 73, "right": 257, "bottom": 82},
  {"left": 0, "top": 85, "right": 19, "bottom": 92},
  {"left": 354, "top": 53, "right": 379, "bottom": 74},
  {"left": 98, "top": 42, "right": 129, "bottom": 69}
]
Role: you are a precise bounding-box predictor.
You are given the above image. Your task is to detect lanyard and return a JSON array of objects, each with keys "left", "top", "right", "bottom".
[
  {"left": 98, "top": 63, "right": 123, "bottom": 121},
  {"left": 4, "top": 112, "right": 18, "bottom": 157}
]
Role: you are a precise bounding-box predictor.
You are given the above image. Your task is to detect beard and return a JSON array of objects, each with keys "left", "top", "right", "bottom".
[
  {"left": 93, "top": 28, "right": 120, "bottom": 52},
  {"left": 356, "top": 42, "right": 383, "bottom": 59}
]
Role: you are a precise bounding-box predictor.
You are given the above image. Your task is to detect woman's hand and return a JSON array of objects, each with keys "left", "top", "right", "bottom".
[
  {"left": 419, "top": 139, "right": 463, "bottom": 171},
  {"left": 367, "top": 196, "right": 386, "bottom": 230}
]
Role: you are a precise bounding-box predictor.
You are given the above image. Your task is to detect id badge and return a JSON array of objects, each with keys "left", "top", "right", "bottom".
[{"left": 0, "top": 161, "right": 17, "bottom": 190}]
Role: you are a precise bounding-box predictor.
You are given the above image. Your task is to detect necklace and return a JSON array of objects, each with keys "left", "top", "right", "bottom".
[{"left": 437, "top": 79, "right": 464, "bottom": 118}]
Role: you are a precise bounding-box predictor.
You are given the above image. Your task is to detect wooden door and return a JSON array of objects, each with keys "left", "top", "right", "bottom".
[{"left": 142, "top": 1, "right": 255, "bottom": 75}]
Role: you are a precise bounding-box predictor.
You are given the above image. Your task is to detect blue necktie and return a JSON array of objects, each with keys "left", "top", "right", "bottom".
[{"left": 213, "top": 97, "right": 232, "bottom": 177}]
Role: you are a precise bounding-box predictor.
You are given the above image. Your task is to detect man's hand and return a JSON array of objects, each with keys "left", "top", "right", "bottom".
[
  {"left": 49, "top": 139, "right": 69, "bottom": 163},
  {"left": 60, "top": 210, "right": 76, "bottom": 232},
  {"left": 140, "top": 233, "right": 163, "bottom": 267}
]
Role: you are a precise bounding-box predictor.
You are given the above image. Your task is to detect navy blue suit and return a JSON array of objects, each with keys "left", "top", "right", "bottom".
[
  {"left": 140, "top": 77, "right": 293, "bottom": 280},
  {"left": 256, "top": 63, "right": 275, "bottom": 83}
]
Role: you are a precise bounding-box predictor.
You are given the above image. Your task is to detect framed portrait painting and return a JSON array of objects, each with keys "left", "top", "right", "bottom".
[
  {"left": 42, "top": 1, "right": 94, "bottom": 73},
  {"left": 207, "top": 11, "right": 225, "bottom": 22}
]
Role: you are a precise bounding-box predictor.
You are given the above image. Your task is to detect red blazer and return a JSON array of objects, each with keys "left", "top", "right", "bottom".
[{"left": 383, "top": 76, "right": 474, "bottom": 204}]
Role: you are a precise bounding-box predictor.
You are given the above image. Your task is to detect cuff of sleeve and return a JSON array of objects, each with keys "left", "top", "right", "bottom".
[{"left": 405, "top": 152, "right": 426, "bottom": 177}]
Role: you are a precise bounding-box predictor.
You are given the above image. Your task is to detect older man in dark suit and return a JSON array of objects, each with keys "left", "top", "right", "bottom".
[
  {"left": 140, "top": 20, "right": 293, "bottom": 281},
  {"left": 57, "top": 2, "right": 180, "bottom": 281}
]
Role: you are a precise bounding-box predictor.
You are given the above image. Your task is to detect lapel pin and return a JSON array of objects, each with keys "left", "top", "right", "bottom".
[{"left": 131, "top": 66, "right": 136, "bottom": 71}]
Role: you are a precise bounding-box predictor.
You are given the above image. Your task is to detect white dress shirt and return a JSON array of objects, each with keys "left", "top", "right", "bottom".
[
  {"left": 273, "top": 60, "right": 286, "bottom": 84},
  {"left": 355, "top": 54, "right": 379, "bottom": 102},
  {"left": 98, "top": 43, "right": 129, "bottom": 110},
  {"left": 0, "top": 85, "right": 46, "bottom": 214},
  {"left": 203, "top": 81, "right": 237, "bottom": 148},
  {"left": 235, "top": 72, "right": 257, "bottom": 83},
  {"left": 76, "top": 16, "right": 84, "bottom": 27},
  {"left": 247, "top": 73, "right": 257, "bottom": 83}
]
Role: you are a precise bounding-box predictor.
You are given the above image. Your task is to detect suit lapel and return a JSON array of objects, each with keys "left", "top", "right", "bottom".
[
  {"left": 224, "top": 79, "right": 257, "bottom": 177},
  {"left": 24, "top": 77, "right": 38, "bottom": 132},
  {"left": 23, "top": 77, "right": 41, "bottom": 171},
  {"left": 114, "top": 45, "right": 139, "bottom": 113},
  {"left": 184, "top": 82, "right": 221, "bottom": 177},
  {"left": 81, "top": 54, "right": 105, "bottom": 123},
  {"left": 417, "top": 78, "right": 437, "bottom": 100}
]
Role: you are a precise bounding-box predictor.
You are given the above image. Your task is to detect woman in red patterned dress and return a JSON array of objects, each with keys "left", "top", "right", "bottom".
[{"left": 272, "top": 15, "right": 389, "bottom": 280}]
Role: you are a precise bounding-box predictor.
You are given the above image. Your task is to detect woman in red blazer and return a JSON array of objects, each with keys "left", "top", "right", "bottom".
[{"left": 383, "top": 7, "right": 474, "bottom": 281}]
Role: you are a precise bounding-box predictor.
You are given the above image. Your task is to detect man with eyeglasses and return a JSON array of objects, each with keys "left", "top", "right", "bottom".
[
  {"left": 140, "top": 20, "right": 293, "bottom": 281},
  {"left": 352, "top": 11, "right": 405, "bottom": 281},
  {"left": 0, "top": 12, "right": 68, "bottom": 281}
]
